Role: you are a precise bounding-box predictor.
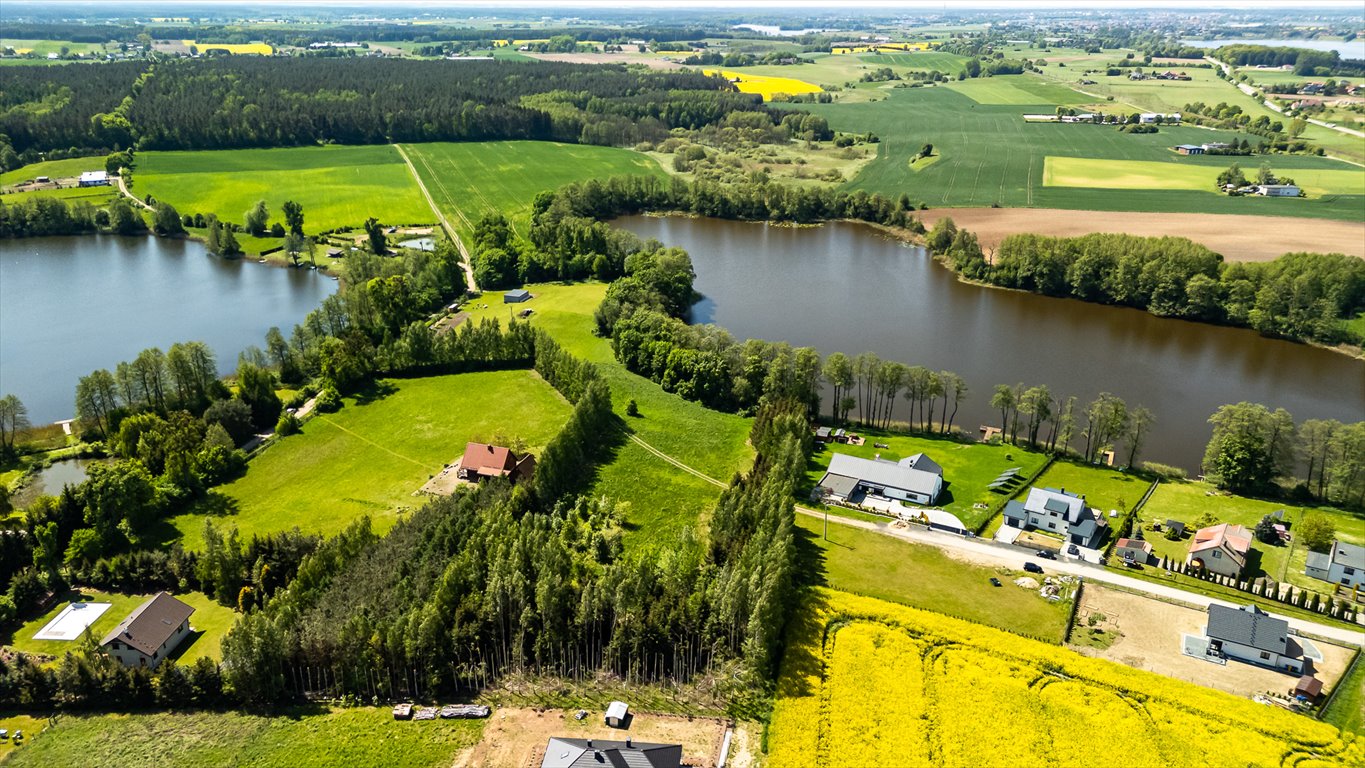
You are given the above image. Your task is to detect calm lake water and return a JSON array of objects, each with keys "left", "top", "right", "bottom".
[
  {"left": 0, "top": 235, "right": 337, "bottom": 423},
  {"left": 1181, "top": 38, "right": 1365, "bottom": 59},
  {"left": 618, "top": 216, "right": 1365, "bottom": 471},
  {"left": 11, "top": 457, "right": 103, "bottom": 509}
]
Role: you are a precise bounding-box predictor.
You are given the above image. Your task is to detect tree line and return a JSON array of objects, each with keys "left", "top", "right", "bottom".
[
  {"left": 1204, "top": 403, "right": 1364, "bottom": 507},
  {"left": 1213, "top": 44, "right": 1346, "bottom": 76},
  {"left": 930, "top": 220, "right": 1365, "bottom": 346},
  {"left": 1, "top": 58, "right": 778, "bottom": 155}
]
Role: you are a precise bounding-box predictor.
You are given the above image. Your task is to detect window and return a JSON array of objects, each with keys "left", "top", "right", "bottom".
[
  {"left": 1259, "top": 652, "right": 1271, "bottom": 660},
  {"left": 1212, "top": 550, "right": 1221, "bottom": 558},
  {"left": 1345, "top": 567, "right": 1356, "bottom": 576},
  {"left": 1343, "top": 577, "right": 1352, "bottom": 586},
  {"left": 1047, "top": 522, "right": 1056, "bottom": 530}
]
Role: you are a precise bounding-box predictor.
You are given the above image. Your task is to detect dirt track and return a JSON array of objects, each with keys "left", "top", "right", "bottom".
[{"left": 921, "top": 207, "right": 1365, "bottom": 262}]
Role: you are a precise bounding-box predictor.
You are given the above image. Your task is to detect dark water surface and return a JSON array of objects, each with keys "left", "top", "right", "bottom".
[
  {"left": 0, "top": 235, "right": 336, "bottom": 423},
  {"left": 618, "top": 215, "right": 1365, "bottom": 470}
]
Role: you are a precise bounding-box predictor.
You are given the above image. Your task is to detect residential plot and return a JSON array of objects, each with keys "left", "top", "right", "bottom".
[
  {"left": 135, "top": 145, "right": 433, "bottom": 232},
  {"left": 1045, "top": 156, "right": 1365, "bottom": 196},
  {"left": 2, "top": 589, "right": 232, "bottom": 662},
  {"left": 164, "top": 371, "right": 573, "bottom": 549},
  {"left": 1026, "top": 460, "right": 1153, "bottom": 520},
  {"left": 452, "top": 707, "right": 726, "bottom": 768},
  {"left": 1073, "top": 584, "right": 1354, "bottom": 701},
  {"left": 945, "top": 74, "right": 1090, "bottom": 105}
]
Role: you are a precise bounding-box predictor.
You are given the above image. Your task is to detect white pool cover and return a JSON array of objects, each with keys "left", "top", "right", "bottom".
[{"left": 32, "top": 602, "right": 112, "bottom": 641}]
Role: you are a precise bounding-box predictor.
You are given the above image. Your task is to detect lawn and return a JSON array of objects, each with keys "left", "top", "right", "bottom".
[
  {"left": 398, "top": 141, "right": 666, "bottom": 244},
  {"left": 945, "top": 74, "right": 1090, "bottom": 105},
  {"left": 0, "top": 713, "right": 45, "bottom": 761},
  {"left": 768, "top": 587, "right": 1364, "bottom": 767},
  {"left": 728, "top": 51, "right": 970, "bottom": 89},
  {"left": 163, "top": 371, "right": 573, "bottom": 549},
  {"left": 796, "top": 515, "right": 1072, "bottom": 642},
  {"left": 1, "top": 589, "right": 232, "bottom": 662},
  {"left": 3, "top": 707, "right": 483, "bottom": 768},
  {"left": 805, "top": 428, "right": 1049, "bottom": 530},
  {"left": 1323, "top": 654, "right": 1365, "bottom": 736},
  {"left": 1028, "top": 460, "right": 1154, "bottom": 518},
  {"left": 1138, "top": 479, "right": 1363, "bottom": 588},
  {"left": 1045, "top": 155, "right": 1365, "bottom": 196},
  {"left": 787, "top": 82, "right": 1364, "bottom": 219},
  {"left": 134, "top": 145, "right": 433, "bottom": 232},
  {"left": 1, "top": 157, "right": 108, "bottom": 186},
  {"left": 4, "top": 185, "right": 118, "bottom": 205}
]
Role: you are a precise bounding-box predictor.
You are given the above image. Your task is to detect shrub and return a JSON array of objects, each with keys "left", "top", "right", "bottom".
[{"left": 1140, "top": 461, "right": 1187, "bottom": 480}]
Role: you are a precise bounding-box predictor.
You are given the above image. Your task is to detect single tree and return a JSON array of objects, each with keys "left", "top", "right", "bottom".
[
  {"left": 0, "top": 394, "right": 30, "bottom": 454},
  {"left": 1297, "top": 513, "right": 1336, "bottom": 553},
  {"left": 364, "top": 217, "right": 387, "bottom": 255},
  {"left": 281, "top": 200, "right": 305, "bottom": 236},
  {"left": 245, "top": 200, "right": 269, "bottom": 237}
]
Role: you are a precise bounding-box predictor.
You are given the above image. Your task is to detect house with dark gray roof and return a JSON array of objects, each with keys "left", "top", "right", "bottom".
[
  {"left": 816, "top": 452, "right": 944, "bottom": 505},
  {"left": 1002, "top": 487, "right": 1109, "bottom": 549},
  {"left": 1305, "top": 540, "right": 1365, "bottom": 589},
  {"left": 540, "top": 737, "right": 682, "bottom": 768},
  {"left": 1204, "top": 604, "right": 1305, "bottom": 674},
  {"left": 101, "top": 592, "right": 194, "bottom": 669}
]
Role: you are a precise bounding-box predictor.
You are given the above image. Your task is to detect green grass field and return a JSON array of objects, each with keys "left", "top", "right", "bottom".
[
  {"left": 1045, "top": 156, "right": 1365, "bottom": 196},
  {"left": 1027, "top": 461, "right": 1152, "bottom": 519},
  {"left": 399, "top": 141, "right": 666, "bottom": 243},
  {"left": 1323, "top": 654, "right": 1365, "bottom": 736},
  {"left": 1138, "top": 480, "right": 1363, "bottom": 588},
  {"left": 3, "top": 708, "right": 483, "bottom": 768},
  {"left": 163, "top": 371, "right": 572, "bottom": 549},
  {"left": 135, "top": 145, "right": 433, "bottom": 232},
  {"left": 0, "top": 157, "right": 107, "bottom": 186},
  {"left": 945, "top": 76, "right": 1090, "bottom": 105},
  {"left": 1, "top": 589, "right": 232, "bottom": 662},
  {"left": 729, "top": 51, "right": 971, "bottom": 89},
  {"left": 787, "top": 82, "right": 1364, "bottom": 219},
  {"left": 806, "top": 428, "right": 1048, "bottom": 530},
  {"left": 797, "top": 515, "right": 1072, "bottom": 642},
  {"left": 459, "top": 284, "right": 754, "bottom": 539}
]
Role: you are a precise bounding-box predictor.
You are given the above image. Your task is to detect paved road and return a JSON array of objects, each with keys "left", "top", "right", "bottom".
[
  {"left": 794, "top": 506, "right": 1365, "bottom": 647},
  {"left": 1205, "top": 57, "right": 1365, "bottom": 146},
  {"left": 393, "top": 144, "right": 479, "bottom": 294}
]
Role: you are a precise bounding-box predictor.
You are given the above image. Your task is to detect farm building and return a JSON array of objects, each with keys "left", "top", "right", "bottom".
[
  {"left": 1187, "top": 523, "right": 1251, "bottom": 578},
  {"left": 503, "top": 288, "right": 532, "bottom": 303},
  {"left": 1255, "top": 184, "right": 1300, "bottom": 197},
  {"left": 78, "top": 170, "right": 110, "bottom": 187},
  {"left": 1002, "top": 487, "right": 1109, "bottom": 549},
  {"left": 1138, "top": 112, "right": 1181, "bottom": 123},
  {"left": 604, "top": 700, "right": 629, "bottom": 728},
  {"left": 1305, "top": 540, "right": 1364, "bottom": 588},
  {"left": 100, "top": 592, "right": 194, "bottom": 669},
  {"left": 1174, "top": 144, "right": 1206, "bottom": 155},
  {"left": 1204, "top": 604, "right": 1306, "bottom": 675},
  {"left": 1114, "top": 537, "right": 1153, "bottom": 565},
  {"left": 455, "top": 442, "right": 536, "bottom": 484},
  {"left": 816, "top": 452, "right": 944, "bottom": 505},
  {"left": 540, "top": 737, "right": 681, "bottom": 768}
]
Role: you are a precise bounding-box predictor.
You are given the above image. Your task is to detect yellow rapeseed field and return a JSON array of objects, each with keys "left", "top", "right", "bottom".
[
  {"left": 702, "top": 70, "right": 822, "bottom": 101},
  {"left": 832, "top": 42, "right": 938, "bottom": 54},
  {"left": 769, "top": 588, "right": 1363, "bottom": 768},
  {"left": 182, "top": 40, "right": 273, "bottom": 55}
]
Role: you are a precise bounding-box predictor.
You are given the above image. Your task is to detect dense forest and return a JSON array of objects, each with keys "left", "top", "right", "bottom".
[
  {"left": 930, "top": 221, "right": 1365, "bottom": 346},
  {"left": 0, "top": 58, "right": 770, "bottom": 154},
  {"left": 1213, "top": 44, "right": 1357, "bottom": 76}
]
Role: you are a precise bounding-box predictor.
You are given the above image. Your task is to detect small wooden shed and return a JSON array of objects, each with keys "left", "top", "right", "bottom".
[{"left": 604, "top": 700, "right": 629, "bottom": 728}]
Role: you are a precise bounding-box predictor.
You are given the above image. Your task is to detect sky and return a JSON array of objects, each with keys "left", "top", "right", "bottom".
[{"left": 14, "top": 0, "right": 1365, "bottom": 8}]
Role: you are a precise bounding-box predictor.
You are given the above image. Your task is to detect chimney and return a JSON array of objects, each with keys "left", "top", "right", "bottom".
[
  {"left": 626, "top": 737, "right": 633, "bottom": 748},
  {"left": 586, "top": 739, "right": 592, "bottom": 747}
]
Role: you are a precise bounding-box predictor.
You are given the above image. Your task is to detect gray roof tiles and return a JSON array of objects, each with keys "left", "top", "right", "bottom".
[
  {"left": 100, "top": 592, "right": 193, "bottom": 657},
  {"left": 541, "top": 738, "right": 682, "bottom": 768},
  {"left": 1331, "top": 541, "right": 1365, "bottom": 570},
  {"left": 824, "top": 452, "right": 943, "bottom": 498},
  {"left": 1206, "top": 604, "right": 1289, "bottom": 654}
]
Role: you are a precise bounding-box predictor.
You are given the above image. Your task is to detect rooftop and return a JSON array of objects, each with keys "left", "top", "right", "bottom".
[
  {"left": 824, "top": 452, "right": 943, "bottom": 497},
  {"left": 541, "top": 737, "right": 682, "bottom": 768},
  {"left": 100, "top": 592, "right": 193, "bottom": 657},
  {"left": 1190, "top": 523, "right": 1252, "bottom": 556},
  {"left": 1331, "top": 541, "right": 1365, "bottom": 569},
  {"left": 1206, "top": 604, "right": 1290, "bottom": 654}
]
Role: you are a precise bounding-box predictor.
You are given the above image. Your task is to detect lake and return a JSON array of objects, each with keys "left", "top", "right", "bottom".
[
  {"left": 1181, "top": 38, "right": 1365, "bottom": 59},
  {"left": 10, "top": 457, "right": 103, "bottom": 509},
  {"left": 618, "top": 216, "right": 1365, "bottom": 471},
  {"left": 0, "top": 235, "right": 337, "bottom": 424}
]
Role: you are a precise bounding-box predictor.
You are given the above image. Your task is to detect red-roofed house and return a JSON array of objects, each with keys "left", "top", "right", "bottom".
[
  {"left": 1114, "top": 537, "right": 1153, "bottom": 565},
  {"left": 456, "top": 442, "right": 536, "bottom": 484},
  {"left": 1187, "top": 523, "right": 1252, "bottom": 578}
]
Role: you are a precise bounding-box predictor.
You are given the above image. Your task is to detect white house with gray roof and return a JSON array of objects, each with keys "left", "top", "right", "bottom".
[
  {"left": 1204, "top": 604, "right": 1305, "bottom": 674},
  {"left": 1003, "top": 487, "right": 1109, "bottom": 549},
  {"left": 1305, "top": 541, "right": 1365, "bottom": 589},
  {"left": 540, "top": 737, "right": 681, "bottom": 768},
  {"left": 817, "top": 452, "right": 943, "bottom": 505}
]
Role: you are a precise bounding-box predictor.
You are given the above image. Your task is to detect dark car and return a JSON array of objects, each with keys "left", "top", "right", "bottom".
[
  {"left": 1035, "top": 550, "right": 1056, "bottom": 560},
  {"left": 989, "top": 577, "right": 1002, "bottom": 587},
  {"left": 1023, "top": 562, "right": 1044, "bottom": 574},
  {"left": 1067, "top": 544, "right": 1080, "bottom": 556}
]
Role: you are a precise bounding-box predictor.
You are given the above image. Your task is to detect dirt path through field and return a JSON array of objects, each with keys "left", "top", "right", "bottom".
[{"left": 921, "top": 208, "right": 1365, "bottom": 261}]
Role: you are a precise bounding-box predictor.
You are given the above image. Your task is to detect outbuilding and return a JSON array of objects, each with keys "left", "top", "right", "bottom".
[
  {"left": 1255, "top": 184, "right": 1301, "bottom": 197},
  {"left": 78, "top": 170, "right": 110, "bottom": 187},
  {"left": 604, "top": 700, "right": 629, "bottom": 728},
  {"left": 504, "top": 289, "right": 532, "bottom": 303}
]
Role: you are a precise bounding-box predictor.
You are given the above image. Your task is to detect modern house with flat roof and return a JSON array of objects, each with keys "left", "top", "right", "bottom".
[
  {"left": 1255, "top": 184, "right": 1300, "bottom": 197},
  {"left": 1002, "top": 487, "right": 1108, "bottom": 549},
  {"left": 540, "top": 737, "right": 681, "bottom": 768},
  {"left": 1187, "top": 523, "right": 1251, "bottom": 578},
  {"left": 503, "top": 288, "right": 531, "bottom": 303},
  {"left": 816, "top": 452, "right": 944, "bottom": 505},
  {"left": 101, "top": 592, "right": 194, "bottom": 669},
  {"left": 1305, "top": 540, "right": 1364, "bottom": 588},
  {"left": 1205, "top": 604, "right": 1305, "bottom": 674}
]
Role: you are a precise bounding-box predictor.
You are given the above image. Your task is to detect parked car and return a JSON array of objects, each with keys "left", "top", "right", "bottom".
[
  {"left": 989, "top": 577, "right": 1002, "bottom": 587},
  {"left": 1023, "top": 562, "right": 1044, "bottom": 574},
  {"left": 1067, "top": 544, "right": 1080, "bottom": 556},
  {"left": 1035, "top": 550, "right": 1055, "bottom": 560}
]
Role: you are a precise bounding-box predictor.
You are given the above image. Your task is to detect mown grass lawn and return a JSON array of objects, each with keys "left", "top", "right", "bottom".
[
  {"left": 3, "top": 707, "right": 483, "bottom": 768},
  {"left": 1323, "top": 653, "right": 1365, "bottom": 736},
  {"left": 806, "top": 428, "right": 1048, "bottom": 530},
  {"left": 797, "top": 515, "right": 1072, "bottom": 642},
  {"left": 164, "top": 371, "right": 572, "bottom": 549},
  {"left": 0, "top": 157, "right": 106, "bottom": 186},
  {"left": 1029, "top": 460, "right": 1154, "bottom": 518},
  {"left": 1045, "top": 156, "right": 1364, "bottom": 196},
  {"left": 1, "top": 589, "right": 232, "bottom": 662},
  {"left": 1138, "top": 479, "right": 1363, "bottom": 586},
  {"left": 135, "top": 145, "right": 433, "bottom": 232},
  {"left": 399, "top": 141, "right": 666, "bottom": 244},
  {"left": 0, "top": 713, "right": 45, "bottom": 761}
]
